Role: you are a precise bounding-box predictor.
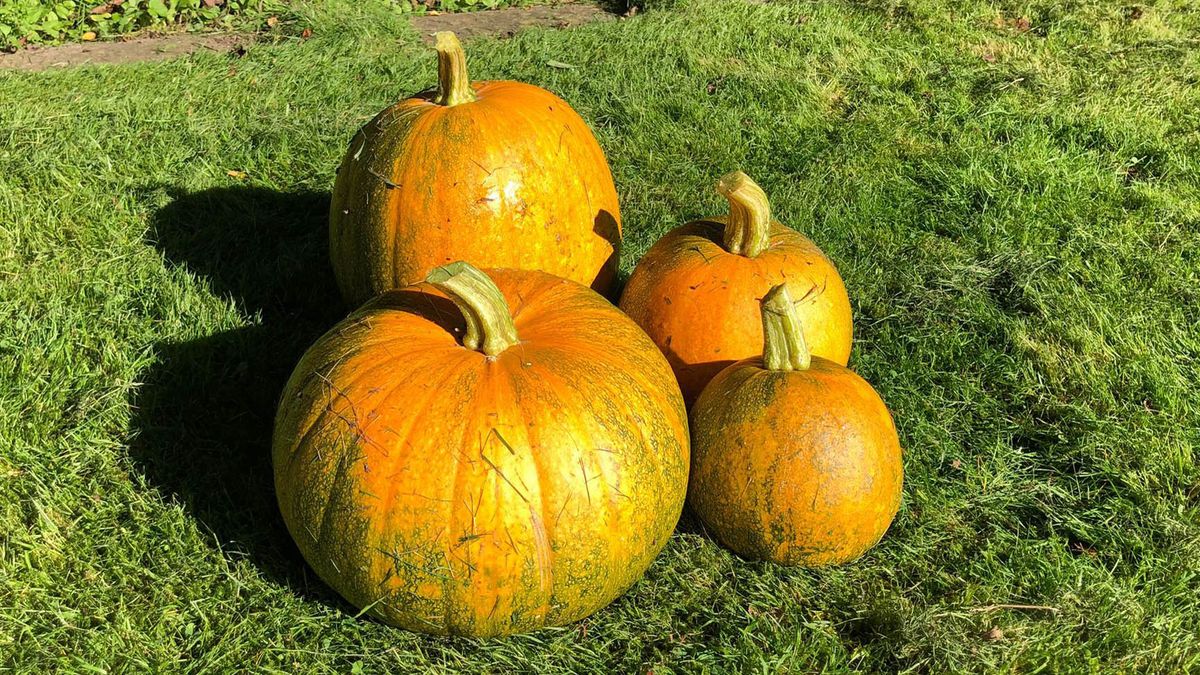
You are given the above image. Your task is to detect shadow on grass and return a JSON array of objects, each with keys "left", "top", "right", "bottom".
[
  {"left": 596, "top": 0, "right": 634, "bottom": 14},
  {"left": 130, "top": 186, "right": 348, "bottom": 604}
]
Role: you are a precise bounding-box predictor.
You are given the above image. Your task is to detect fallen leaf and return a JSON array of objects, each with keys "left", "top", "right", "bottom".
[
  {"left": 1015, "top": 16, "right": 1031, "bottom": 31},
  {"left": 226, "top": 170, "right": 248, "bottom": 180},
  {"left": 266, "top": 15, "right": 278, "bottom": 28},
  {"left": 983, "top": 627, "right": 1004, "bottom": 641},
  {"left": 81, "top": 31, "right": 96, "bottom": 41},
  {"left": 1070, "top": 541, "right": 1097, "bottom": 557},
  {"left": 951, "top": 459, "right": 962, "bottom": 469},
  {"left": 547, "top": 60, "right": 577, "bottom": 70},
  {"left": 301, "top": 28, "right": 313, "bottom": 39},
  {"left": 91, "top": 3, "right": 114, "bottom": 13}
]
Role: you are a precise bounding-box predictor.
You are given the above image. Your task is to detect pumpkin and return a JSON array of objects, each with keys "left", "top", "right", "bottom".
[
  {"left": 272, "top": 262, "right": 688, "bottom": 636},
  {"left": 688, "top": 284, "right": 902, "bottom": 566},
  {"left": 619, "top": 171, "right": 852, "bottom": 406},
  {"left": 329, "top": 32, "right": 621, "bottom": 306}
]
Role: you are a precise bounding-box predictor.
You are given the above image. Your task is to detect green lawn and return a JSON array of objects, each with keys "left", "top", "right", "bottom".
[{"left": 2, "top": 0, "right": 1199, "bottom": 670}]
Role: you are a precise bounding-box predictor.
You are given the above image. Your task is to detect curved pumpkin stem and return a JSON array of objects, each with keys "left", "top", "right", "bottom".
[
  {"left": 761, "top": 284, "right": 811, "bottom": 372},
  {"left": 427, "top": 262, "right": 519, "bottom": 357},
  {"left": 716, "top": 171, "right": 772, "bottom": 258},
  {"left": 434, "top": 32, "right": 476, "bottom": 107}
]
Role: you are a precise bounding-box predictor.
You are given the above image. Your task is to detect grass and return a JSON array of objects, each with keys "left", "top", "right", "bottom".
[{"left": 1, "top": 0, "right": 1199, "bottom": 670}]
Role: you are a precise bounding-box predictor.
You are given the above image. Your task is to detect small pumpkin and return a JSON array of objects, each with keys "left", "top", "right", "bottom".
[
  {"left": 688, "top": 284, "right": 902, "bottom": 566},
  {"left": 619, "top": 171, "right": 852, "bottom": 406},
  {"left": 329, "top": 32, "right": 621, "bottom": 306},
  {"left": 273, "top": 262, "right": 688, "bottom": 636}
]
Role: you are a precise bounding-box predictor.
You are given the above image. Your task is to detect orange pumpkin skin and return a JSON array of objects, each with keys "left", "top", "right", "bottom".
[
  {"left": 689, "top": 356, "right": 902, "bottom": 565},
  {"left": 620, "top": 221, "right": 852, "bottom": 407},
  {"left": 619, "top": 173, "right": 852, "bottom": 407},
  {"left": 330, "top": 34, "right": 621, "bottom": 307},
  {"left": 687, "top": 287, "right": 900, "bottom": 566},
  {"left": 272, "top": 266, "right": 688, "bottom": 636}
]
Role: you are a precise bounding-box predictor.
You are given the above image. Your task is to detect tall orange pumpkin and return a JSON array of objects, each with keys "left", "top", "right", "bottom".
[
  {"left": 688, "top": 284, "right": 902, "bottom": 566},
  {"left": 272, "top": 262, "right": 688, "bottom": 636},
  {"left": 329, "top": 32, "right": 621, "bottom": 306},
  {"left": 619, "top": 171, "right": 852, "bottom": 406}
]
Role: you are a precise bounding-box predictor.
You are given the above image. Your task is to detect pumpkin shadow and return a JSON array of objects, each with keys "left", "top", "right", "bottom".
[
  {"left": 594, "top": 208, "right": 624, "bottom": 301},
  {"left": 129, "top": 185, "right": 349, "bottom": 606},
  {"left": 595, "top": 0, "right": 637, "bottom": 13},
  {"left": 145, "top": 186, "right": 341, "bottom": 316}
]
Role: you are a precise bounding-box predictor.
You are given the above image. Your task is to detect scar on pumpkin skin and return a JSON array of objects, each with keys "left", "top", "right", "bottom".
[
  {"left": 688, "top": 245, "right": 718, "bottom": 264},
  {"left": 367, "top": 166, "right": 398, "bottom": 189},
  {"left": 554, "top": 494, "right": 572, "bottom": 528},
  {"left": 479, "top": 451, "right": 530, "bottom": 504},
  {"left": 470, "top": 159, "right": 511, "bottom": 179},
  {"left": 792, "top": 277, "right": 827, "bottom": 304}
]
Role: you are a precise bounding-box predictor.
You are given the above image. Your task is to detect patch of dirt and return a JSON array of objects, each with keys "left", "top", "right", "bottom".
[
  {"left": 411, "top": 3, "right": 618, "bottom": 43},
  {"left": 0, "top": 33, "right": 249, "bottom": 72}
]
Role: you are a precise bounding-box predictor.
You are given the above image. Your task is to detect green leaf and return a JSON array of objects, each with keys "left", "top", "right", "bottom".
[{"left": 147, "top": 0, "right": 169, "bottom": 19}]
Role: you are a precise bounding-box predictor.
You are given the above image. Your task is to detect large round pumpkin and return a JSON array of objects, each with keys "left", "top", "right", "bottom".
[
  {"left": 329, "top": 32, "right": 621, "bottom": 306},
  {"left": 272, "top": 262, "right": 688, "bottom": 636},
  {"left": 619, "top": 171, "right": 852, "bottom": 406},
  {"left": 688, "top": 284, "right": 901, "bottom": 566}
]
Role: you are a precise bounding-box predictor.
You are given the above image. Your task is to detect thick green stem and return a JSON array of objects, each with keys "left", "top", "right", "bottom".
[
  {"left": 426, "top": 262, "right": 519, "bottom": 357},
  {"left": 760, "top": 284, "right": 811, "bottom": 371},
  {"left": 716, "top": 170, "right": 772, "bottom": 258},
  {"left": 433, "top": 32, "right": 476, "bottom": 107}
]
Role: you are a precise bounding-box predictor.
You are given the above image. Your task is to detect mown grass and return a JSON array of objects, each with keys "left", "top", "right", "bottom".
[{"left": 2, "top": 0, "right": 1199, "bottom": 670}]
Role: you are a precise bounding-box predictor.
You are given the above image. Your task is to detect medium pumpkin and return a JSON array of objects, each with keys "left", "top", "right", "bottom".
[
  {"left": 329, "top": 32, "right": 621, "bottom": 306},
  {"left": 688, "top": 284, "right": 902, "bottom": 566},
  {"left": 619, "top": 171, "right": 852, "bottom": 406},
  {"left": 272, "top": 262, "right": 688, "bottom": 636}
]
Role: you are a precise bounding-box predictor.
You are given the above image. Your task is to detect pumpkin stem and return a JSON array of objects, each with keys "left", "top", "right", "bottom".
[
  {"left": 716, "top": 171, "right": 772, "bottom": 258},
  {"left": 761, "top": 284, "right": 811, "bottom": 372},
  {"left": 427, "top": 262, "right": 519, "bottom": 357},
  {"left": 434, "top": 32, "right": 476, "bottom": 107}
]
